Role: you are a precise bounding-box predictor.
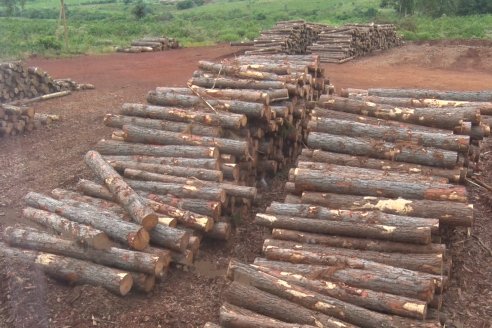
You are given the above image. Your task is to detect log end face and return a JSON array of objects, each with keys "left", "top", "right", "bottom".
[
  {"left": 130, "top": 228, "right": 150, "bottom": 251},
  {"left": 142, "top": 213, "right": 159, "bottom": 231},
  {"left": 120, "top": 272, "right": 134, "bottom": 296},
  {"left": 91, "top": 233, "right": 112, "bottom": 250}
]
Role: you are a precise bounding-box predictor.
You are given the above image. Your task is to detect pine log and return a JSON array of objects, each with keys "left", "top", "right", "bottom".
[
  {"left": 121, "top": 103, "right": 247, "bottom": 129},
  {"left": 367, "top": 88, "right": 492, "bottom": 102},
  {"left": 95, "top": 140, "right": 219, "bottom": 159},
  {"left": 197, "top": 61, "right": 296, "bottom": 83},
  {"left": 190, "top": 76, "right": 286, "bottom": 90},
  {"left": 292, "top": 168, "right": 468, "bottom": 202},
  {"left": 24, "top": 192, "right": 149, "bottom": 250},
  {"left": 0, "top": 242, "right": 133, "bottom": 296},
  {"left": 300, "top": 193, "right": 473, "bottom": 227},
  {"left": 103, "top": 114, "right": 223, "bottom": 137},
  {"left": 84, "top": 151, "right": 158, "bottom": 230},
  {"left": 307, "top": 133, "right": 459, "bottom": 168},
  {"left": 225, "top": 282, "right": 356, "bottom": 328},
  {"left": 121, "top": 124, "right": 250, "bottom": 158},
  {"left": 188, "top": 85, "right": 271, "bottom": 105},
  {"left": 22, "top": 207, "right": 111, "bottom": 250},
  {"left": 4, "top": 227, "right": 165, "bottom": 276},
  {"left": 272, "top": 229, "right": 446, "bottom": 255},
  {"left": 103, "top": 155, "right": 220, "bottom": 170}
]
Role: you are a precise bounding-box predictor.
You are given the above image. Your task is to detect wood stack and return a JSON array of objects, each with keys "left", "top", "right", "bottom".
[
  {"left": 0, "top": 103, "right": 61, "bottom": 137},
  {"left": 308, "top": 23, "right": 402, "bottom": 63},
  {"left": 116, "top": 37, "right": 181, "bottom": 53},
  {"left": 248, "top": 20, "right": 320, "bottom": 55}
]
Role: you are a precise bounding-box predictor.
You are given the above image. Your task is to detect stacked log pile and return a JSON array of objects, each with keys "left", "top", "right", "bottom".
[
  {"left": 0, "top": 103, "right": 62, "bottom": 137},
  {"left": 203, "top": 88, "right": 490, "bottom": 327},
  {"left": 116, "top": 37, "right": 181, "bottom": 53},
  {"left": 308, "top": 23, "right": 402, "bottom": 63}
]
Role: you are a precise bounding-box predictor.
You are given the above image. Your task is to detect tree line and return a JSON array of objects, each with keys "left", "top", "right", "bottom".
[{"left": 381, "top": 0, "right": 492, "bottom": 17}]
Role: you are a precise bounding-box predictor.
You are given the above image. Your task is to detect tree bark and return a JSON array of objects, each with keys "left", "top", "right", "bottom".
[
  {"left": 84, "top": 151, "right": 158, "bottom": 230},
  {"left": 103, "top": 155, "right": 220, "bottom": 170},
  {"left": 95, "top": 139, "right": 219, "bottom": 159},
  {"left": 292, "top": 168, "right": 468, "bottom": 202},
  {"left": 149, "top": 224, "right": 190, "bottom": 252},
  {"left": 300, "top": 193, "right": 473, "bottom": 227},
  {"left": 0, "top": 242, "right": 133, "bottom": 296},
  {"left": 307, "top": 132, "right": 459, "bottom": 169},
  {"left": 121, "top": 103, "right": 247, "bottom": 129},
  {"left": 24, "top": 192, "right": 149, "bottom": 251},
  {"left": 104, "top": 114, "right": 223, "bottom": 137},
  {"left": 367, "top": 88, "right": 492, "bottom": 102},
  {"left": 121, "top": 124, "right": 250, "bottom": 158},
  {"left": 4, "top": 227, "right": 166, "bottom": 276},
  {"left": 22, "top": 207, "right": 111, "bottom": 250}
]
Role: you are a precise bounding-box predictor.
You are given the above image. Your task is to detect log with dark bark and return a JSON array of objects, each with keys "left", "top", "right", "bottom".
[
  {"left": 95, "top": 139, "right": 219, "bottom": 159},
  {"left": 4, "top": 227, "right": 166, "bottom": 276},
  {"left": 256, "top": 213, "right": 432, "bottom": 244},
  {"left": 121, "top": 103, "right": 247, "bottom": 129},
  {"left": 104, "top": 155, "right": 220, "bottom": 170},
  {"left": 24, "top": 192, "right": 149, "bottom": 250},
  {"left": 84, "top": 150, "right": 158, "bottom": 230},
  {"left": 367, "top": 88, "right": 492, "bottom": 102},
  {"left": 292, "top": 168, "right": 468, "bottom": 202},
  {"left": 0, "top": 242, "right": 133, "bottom": 296},
  {"left": 300, "top": 192, "right": 473, "bottom": 227},
  {"left": 22, "top": 207, "right": 111, "bottom": 250}
]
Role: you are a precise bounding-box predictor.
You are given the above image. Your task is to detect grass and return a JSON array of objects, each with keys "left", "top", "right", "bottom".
[{"left": 1, "top": 0, "right": 491, "bottom": 60}]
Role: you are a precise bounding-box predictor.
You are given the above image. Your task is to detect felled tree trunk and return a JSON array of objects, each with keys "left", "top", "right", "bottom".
[
  {"left": 367, "top": 88, "right": 492, "bottom": 102},
  {"left": 103, "top": 155, "right": 220, "bottom": 170}
]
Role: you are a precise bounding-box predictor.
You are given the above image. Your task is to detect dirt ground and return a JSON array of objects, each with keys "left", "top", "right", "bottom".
[{"left": 1, "top": 41, "right": 491, "bottom": 327}]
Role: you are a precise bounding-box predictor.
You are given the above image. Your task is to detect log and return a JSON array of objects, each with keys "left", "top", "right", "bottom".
[
  {"left": 272, "top": 229, "right": 446, "bottom": 255},
  {"left": 171, "top": 249, "right": 194, "bottom": 266},
  {"left": 104, "top": 114, "right": 223, "bottom": 137},
  {"left": 95, "top": 139, "right": 219, "bottom": 159},
  {"left": 149, "top": 222, "right": 190, "bottom": 252},
  {"left": 131, "top": 273, "right": 155, "bottom": 293},
  {"left": 188, "top": 85, "right": 271, "bottom": 105},
  {"left": 22, "top": 207, "right": 111, "bottom": 250},
  {"left": 253, "top": 258, "right": 435, "bottom": 302},
  {"left": 367, "top": 88, "right": 492, "bottom": 102},
  {"left": 190, "top": 76, "right": 286, "bottom": 90},
  {"left": 292, "top": 168, "right": 468, "bottom": 202},
  {"left": 24, "top": 192, "right": 149, "bottom": 251},
  {"left": 0, "top": 242, "right": 133, "bottom": 296},
  {"left": 103, "top": 155, "right": 220, "bottom": 170},
  {"left": 121, "top": 124, "right": 250, "bottom": 158},
  {"left": 204, "top": 222, "right": 232, "bottom": 240},
  {"left": 4, "top": 227, "right": 166, "bottom": 276},
  {"left": 307, "top": 133, "right": 459, "bottom": 169},
  {"left": 256, "top": 213, "right": 432, "bottom": 245},
  {"left": 197, "top": 61, "right": 296, "bottom": 83},
  {"left": 225, "top": 282, "right": 356, "bottom": 328},
  {"left": 227, "top": 261, "right": 437, "bottom": 327},
  {"left": 84, "top": 150, "right": 158, "bottom": 230},
  {"left": 120, "top": 103, "right": 248, "bottom": 129},
  {"left": 300, "top": 193, "right": 473, "bottom": 227}
]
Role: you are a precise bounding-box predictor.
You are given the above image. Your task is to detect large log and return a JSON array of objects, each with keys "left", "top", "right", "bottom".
[
  {"left": 253, "top": 258, "right": 435, "bottom": 302},
  {"left": 227, "top": 261, "right": 438, "bottom": 327},
  {"left": 103, "top": 155, "right": 220, "bottom": 170},
  {"left": 121, "top": 124, "right": 250, "bottom": 158},
  {"left": 22, "top": 207, "right": 111, "bottom": 250},
  {"left": 225, "top": 282, "right": 356, "bottom": 328},
  {"left": 0, "top": 242, "right": 133, "bottom": 296},
  {"left": 84, "top": 151, "right": 158, "bottom": 230},
  {"left": 299, "top": 149, "right": 465, "bottom": 183},
  {"left": 292, "top": 168, "right": 468, "bottom": 202},
  {"left": 308, "top": 116, "right": 470, "bottom": 152},
  {"left": 272, "top": 229, "right": 446, "bottom": 255},
  {"left": 197, "top": 61, "right": 296, "bottom": 83},
  {"left": 256, "top": 213, "right": 432, "bottom": 245},
  {"left": 367, "top": 88, "right": 492, "bottom": 102},
  {"left": 4, "top": 227, "right": 166, "bottom": 276},
  {"left": 95, "top": 140, "right": 219, "bottom": 159},
  {"left": 121, "top": 103, "right": 247, "bottom": 129},
  {"left": 24, "top": 192, "right": 149, "bottom": 251},
  {"left": 104, "top": 114, "right": 223, "bottom": 137},
  {"left": 300, "top": 193, "right": 473, "bottom": 227},
  {"left": 190, "top": 76, "right": 287, "bottom": 91},
  {"left": 307, "top": 133, "right": 459, "bottom": 168}
]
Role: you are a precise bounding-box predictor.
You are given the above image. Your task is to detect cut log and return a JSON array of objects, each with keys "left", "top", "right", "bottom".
[
  {"left": 204, "top": 222, "right": 232, "bottom": 240},
  {"left": 367, "top": 88, "right": 492, "bottom": 102},
  {"left": 190, "top": 76, "right": 286, "bottom": 91},
  {"left": 300, "top": 193, "right": 473, "bottom": 227},
  {"left": 84, "top": 151, "right": 158, "bottom": 230},
  {"left": 149, "top": 224, "right": 190, "bottom": 252},
  {"left": 0, "top": 242, "right": 133, "bottom": 296},
  {"left": 103, "top": 155, "right": 220, "bottom": 170},
  {"left": 121, "top": 124, "right": 250, "bottom": 158},
  {"left": 188, "top": 85, "right": 272, "bottom": 105},
  {"left": 95, "top": 140, "right": 219, "bottom": 159},
  {"left": 131, "top": 273, "right": 155, "bottom": 293},
  {"left": 24, "top": 192, "right": 149, "bottom": 250},
  {"left": 4, "top": 227, "right": 165, "bottom": 276},
  {"left": 22, "top": 207, "right": 111, "bottom": 250},
  {"left": 121, "top": 103, "right": 247, "bottom": 129}
]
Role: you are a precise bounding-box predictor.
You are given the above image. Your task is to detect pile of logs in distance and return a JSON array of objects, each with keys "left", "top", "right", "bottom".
[
  {"left": 116, "top": 37, "right": 181, "bottom": 53},
  {"left": 204, "top": 88, "right": 491, "bottom": 327},
  {"left": 1, "top": 54, "right": 329, "bottom": 295},
  {"left": 0, "top": 103, "right": 60, "bottom": 137}
]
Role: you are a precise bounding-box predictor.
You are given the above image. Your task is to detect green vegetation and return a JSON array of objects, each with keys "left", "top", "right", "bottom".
[{"left": 0, "top": 0, "right": 491, "bottom": 59}]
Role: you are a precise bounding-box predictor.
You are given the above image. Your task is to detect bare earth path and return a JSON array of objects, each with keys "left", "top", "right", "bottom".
[{"left": 0, "top": 41, "right": 491, "bottom": 327}]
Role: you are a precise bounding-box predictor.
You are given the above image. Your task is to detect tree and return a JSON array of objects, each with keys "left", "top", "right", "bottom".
[
  {"left": 1, "top": 0, "right": 17, "bottom": 16},
  {"left": 132, "top": 0, "right": 147, "bottom": 19}
]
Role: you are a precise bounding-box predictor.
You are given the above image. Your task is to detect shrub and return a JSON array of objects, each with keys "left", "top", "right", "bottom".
[
  {"left": 193, "top": 0, "right": 204, "bottom": 6},
  {"left": 35, "top": 36, "right": 62, "bottom": 50},
  {"left": 132, "top": 1, "right": 147, "bottom": 19},
  {"left": 176, "top": 0, "right": 193, "bottom": 10}
]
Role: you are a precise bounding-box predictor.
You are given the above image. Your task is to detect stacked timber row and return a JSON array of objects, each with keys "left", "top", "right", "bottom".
[
  {"left": 308, "top": 23, "right": 402, "bottom": 63},
  {"left": 0, "top": 62, "right": 93, "bottom": 103},
  {"left": 0, "top": 103, "right": 61, "bottom": 137},
  {"left": 248, "top": 20, "right": 320, "bottom": 55},
  {"left": 116, "top": 37, "right": 181, "bottom": 53},
  {"left": 203, "top": 92, "right": 485, "bottom": 328}
]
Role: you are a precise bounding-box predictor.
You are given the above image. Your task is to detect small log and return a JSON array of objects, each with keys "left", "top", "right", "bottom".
[
  {"left": 367, "top": 88, "right": 492, "bottom": 102},
  {"left": 150, "top": 224, "right": 190, "bottom": 253},
  {"left": 0, "top": 242, "right": 133, "bottom": 296}
]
